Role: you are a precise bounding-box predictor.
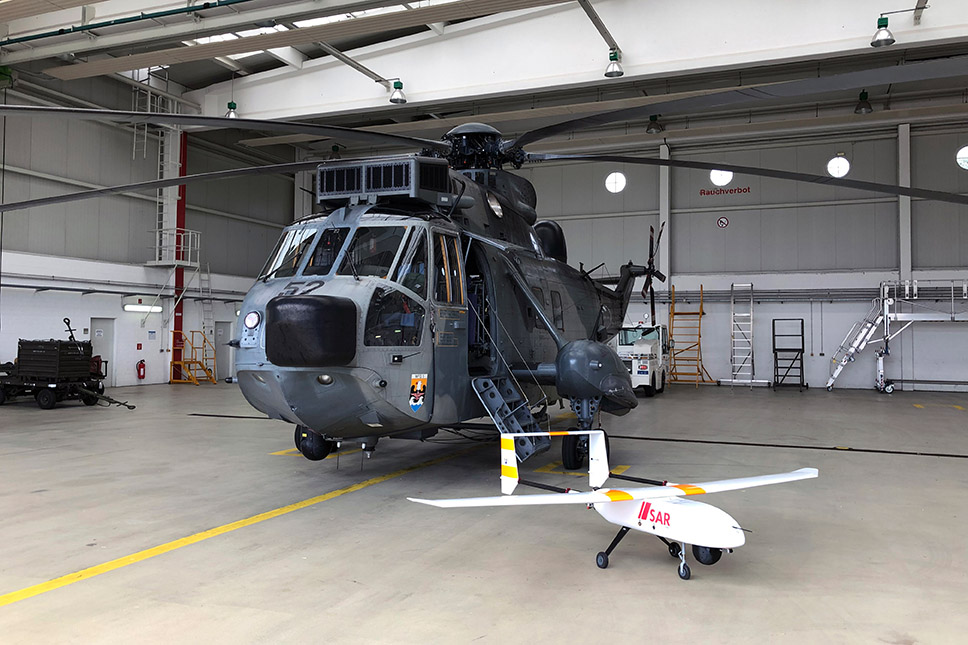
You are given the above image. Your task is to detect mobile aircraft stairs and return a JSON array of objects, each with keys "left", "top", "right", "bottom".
[
  {"left": 170, "top": 330, "right": 217, "bottom": 385},
  {"left": 472, "top": 376, "right": 550, "bottom": 462},
  {"left": 826, "top": 299, "right": 883, "bottom": 391},
  {"left": 668, "top": 285, "right": 714, "bottom": 386}
]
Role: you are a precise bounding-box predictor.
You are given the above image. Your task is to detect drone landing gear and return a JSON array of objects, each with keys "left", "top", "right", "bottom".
[
  {"left": 596, "top": 525, "right": 630, "bottom": 569},
  {"left": 657, "top": 536, "right": 697, "bottom": 580}
]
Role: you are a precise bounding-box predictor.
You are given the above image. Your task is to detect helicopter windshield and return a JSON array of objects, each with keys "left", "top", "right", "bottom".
[
  {"left": 260, "top": 227, "right": 317, "bottom": 280},
  {"left": 619, "top": 328, "right": 660, "bottom": 345},
  {"left": 304, "top": 227, "right": 350, "bottom": 276},
  {"left": 392, "top": 228, "right": 428, "bottom": 299},
  {"left": 338, "top": 226, "right": 407, "bottom": 278}
]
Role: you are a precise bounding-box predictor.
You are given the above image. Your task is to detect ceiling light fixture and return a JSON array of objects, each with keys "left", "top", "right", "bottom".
[
  {"left": 225, "top": 101, "right": 238, "bottom": 118},
  {"left": 646, "top": 114, "right": 663, "bottom": 134},
  {"left": 389, "top": 80, "right": 407, "bottom": 105},
  {"left": 855, "top": 90, "right": 873, "bottom": 114},
  {"left": 870, "top": 4, "right": 929, "bottom": 48},
  {"left": 870, "top": 17, "right": 895, "bottom": 47},
  {"left": 604, "top": 49, "right": 624, "bottom": 78}
]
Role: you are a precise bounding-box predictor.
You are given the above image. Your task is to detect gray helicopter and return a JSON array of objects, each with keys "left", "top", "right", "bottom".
[
  {"left": 2, "top": 56, "right": 968, "bottom": 468},
  {"left": 235, "top": 123, "right": 655, "bottom": 467}
]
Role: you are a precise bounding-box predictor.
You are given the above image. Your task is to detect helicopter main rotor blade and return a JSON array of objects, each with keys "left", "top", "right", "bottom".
[
  {"left": 511, "top": 56, "right": 968, "bottom": 149},
  {"left": 0, "top": 105, "right": 451, "bottom": 153},
  {"left": 526, "top": 153, "right": 968, "bottom": 206},
  {"left": 0, "top": 160, "right": 322, "bottom": 213}
]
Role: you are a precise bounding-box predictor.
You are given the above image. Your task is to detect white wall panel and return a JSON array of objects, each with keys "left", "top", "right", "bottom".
[{"left": 911, "top": 131, "right": 968, "bottom": 268}]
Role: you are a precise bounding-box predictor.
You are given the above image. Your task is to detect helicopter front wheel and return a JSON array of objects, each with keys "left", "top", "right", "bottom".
[
  {"left": 561, "top": 432, "right": 584, "bottom": 470},
  {"left": 295, "top": 426, "right": 335, "bottom": 461}
]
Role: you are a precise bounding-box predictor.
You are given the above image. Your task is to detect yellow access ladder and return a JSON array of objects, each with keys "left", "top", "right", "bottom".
[
  {"left": 668, "top": 285, "right": 714, "bottom": 386},
  {"left": 170, "top": 330, "right": 217, "bottom": 385}
]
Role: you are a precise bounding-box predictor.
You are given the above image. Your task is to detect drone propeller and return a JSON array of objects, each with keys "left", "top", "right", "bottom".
[
  {"left": 509, "top": 55, "right": 968, "bottom": 149},
  {"left": 526, "top": 152, "right": 968, "bottom": 206},
  {"left": 0, "top": 105, "right": 451, "bottom": 153}
]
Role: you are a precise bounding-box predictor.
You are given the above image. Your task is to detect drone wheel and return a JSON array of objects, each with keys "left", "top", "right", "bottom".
[
  {"left": 562, "top": 434, "right": 583, "bottom": 470},
  {"left": 678, "top": 562, "right": 691, "bottom": 580},
  {"left": 668, "top": 542, "right": 681, "bottom": 558},
  {"left": 596, "top": 551, "right": 609, "bottom": 569}
]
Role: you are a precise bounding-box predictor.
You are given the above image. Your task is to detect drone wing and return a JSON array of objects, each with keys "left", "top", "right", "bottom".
[{"left": 408, "top": 467, "right": 817, "bottom": 508}]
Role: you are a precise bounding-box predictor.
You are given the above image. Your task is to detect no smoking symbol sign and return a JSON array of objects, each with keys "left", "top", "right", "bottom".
[{"left": 717, "top": 217, "right": 729, "bottom": 228}]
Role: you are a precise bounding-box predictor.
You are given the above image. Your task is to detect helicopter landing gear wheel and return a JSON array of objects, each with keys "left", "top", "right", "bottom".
[
  {"left": 678, "top": 562, "right": 691, "bottom": 580},
  {"left": 692, "top": 545, "right": 723, "bottom": 565},
  {"left": 561, "top": 432, "right": 584, "bottom": 470},
  {"left": 884, "top": 383, "right": 895, "bottom": 394},
  {"left": 596, "top": 551, "right": 609, "bottom": 569},
  {"left": 296, "top": 427, "right": 335, "bottom": 461}
]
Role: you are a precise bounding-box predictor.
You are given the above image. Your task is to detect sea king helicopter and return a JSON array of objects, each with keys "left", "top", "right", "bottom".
[{"left": 2, "top": 56, "right": 968, "bottom": 468}]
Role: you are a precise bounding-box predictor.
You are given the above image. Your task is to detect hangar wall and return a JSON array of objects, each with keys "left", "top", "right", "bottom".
[
  {"left": 0, "top": 80, "right": 290, "bottom": 385},
  {"left": 521, "top": 125, "right": 968, "bottom": 391}
]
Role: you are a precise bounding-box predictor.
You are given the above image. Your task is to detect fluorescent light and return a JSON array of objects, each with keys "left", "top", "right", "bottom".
[{"left": 124, "top": 304, "right": 162, "bottom": 313}]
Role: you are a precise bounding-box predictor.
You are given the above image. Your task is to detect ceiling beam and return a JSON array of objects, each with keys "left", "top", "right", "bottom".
[
  {"left": 266, "top": 45, "right": 307, "bottom": 69},
  {"left": 0, "top": 0, "right": 406, "bottom": 65},
  {"left": 0, "top": 0, "right": 92, "bottom": 24},
  {"left": 43, "top": 0, "right": 568, "bottom": 80}
]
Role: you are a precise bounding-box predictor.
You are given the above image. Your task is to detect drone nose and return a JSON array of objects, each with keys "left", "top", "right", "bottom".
[{"left": 264, "top": 295, "right": 357, "bottom": 367}]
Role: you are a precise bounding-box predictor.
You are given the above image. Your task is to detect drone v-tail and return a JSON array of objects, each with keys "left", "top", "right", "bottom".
[{"left": 410, "top": 430, "right": 817, "bottom": 580}]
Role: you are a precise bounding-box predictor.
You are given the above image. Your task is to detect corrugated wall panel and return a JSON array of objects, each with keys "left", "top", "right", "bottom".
[{"left": 912, "top": 131, "right": 968, "bottom": 268}]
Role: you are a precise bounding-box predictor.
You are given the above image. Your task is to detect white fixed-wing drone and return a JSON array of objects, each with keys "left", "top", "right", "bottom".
[{"left": 409, "top": 430, "right": 817, "bottom": 580}]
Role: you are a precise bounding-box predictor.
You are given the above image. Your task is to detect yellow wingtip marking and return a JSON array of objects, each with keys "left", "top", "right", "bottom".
[
  {"left": 672, "top": 484, "right": 706, "bottom": 495},
  {"left": 603, "top": 489, "right": 634, "bottom": 502}
]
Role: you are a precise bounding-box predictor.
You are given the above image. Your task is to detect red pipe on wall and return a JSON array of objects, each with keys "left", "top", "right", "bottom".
[{"left": 172, "top": 131, "right": 188, "bottom": 373}]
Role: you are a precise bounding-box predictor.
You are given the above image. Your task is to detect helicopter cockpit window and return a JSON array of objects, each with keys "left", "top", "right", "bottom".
[
  {"left": 364, "top": 287, "right": 425, "bottom": 347},
  {"left": 304, "top": 227, "right": 350, "bottom": 276},
  {"left": 393, "top": 228, "right": 428, "bottom": 299},
  {"left": 260, "top": 227, "right": 317, "bottom": 280},
  {"left": 338, "top": 226, "right": 406, "bottom": 278},
  {"left": 433, "top": 233, "right": 465, "bottom": 305}
]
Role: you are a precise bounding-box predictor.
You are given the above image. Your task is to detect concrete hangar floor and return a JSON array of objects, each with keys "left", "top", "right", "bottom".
[{"left": 0, "top": 383, "right": 965, "bottom": 643}]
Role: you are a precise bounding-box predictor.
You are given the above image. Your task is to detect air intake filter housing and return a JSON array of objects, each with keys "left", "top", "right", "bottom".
[{"left": 316, "top": 155, "right": 453, "bottom": 206}]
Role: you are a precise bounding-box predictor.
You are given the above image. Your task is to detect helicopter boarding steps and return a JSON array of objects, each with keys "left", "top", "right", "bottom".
[
  {"left": 826, "top": 280, "right": 968, "bottom": 391},
  {"left": 473, "top": 377, "right": 551, "bottom": 462}
]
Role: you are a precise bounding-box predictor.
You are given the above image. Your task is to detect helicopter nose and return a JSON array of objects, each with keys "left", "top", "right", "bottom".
[{"left": 264, "top": 295, "right": 357, "bottom": 367}]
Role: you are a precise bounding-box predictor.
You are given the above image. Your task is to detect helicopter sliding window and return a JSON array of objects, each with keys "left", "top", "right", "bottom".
[
  {"left": 304, "top": 227, "right": 350, "bottom": 276},
  {"left": 338, "top": 226, "right": 406, "bottom": 278},
  {"left": 551, "top": 290, "right": 564, "bottom": 331},
  {"left": 393, "top": 228, "right": 428, "bottom": 299},
  {"left": 364, "top": 288, "right": 425, "bottom": 347},
  {"left": 260, "top": 227, "right": 317, "bottom": 279},
  {"left": 433, "top": 232, "right": 465, "bottom": 305}
]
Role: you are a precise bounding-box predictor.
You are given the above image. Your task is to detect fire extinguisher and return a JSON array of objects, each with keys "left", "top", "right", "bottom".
[{"left": 137, "top": 359, "right": 146, "bottom": 380}]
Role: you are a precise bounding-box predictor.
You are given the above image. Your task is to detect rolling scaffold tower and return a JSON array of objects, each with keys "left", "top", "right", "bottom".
[{"left": 826, "top": 279, "right": 968, "bottom": 392}]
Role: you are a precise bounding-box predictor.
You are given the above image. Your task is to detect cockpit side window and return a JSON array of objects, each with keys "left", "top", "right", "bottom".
[
  {"left": 393, "top": 228, "right": 428, "bottom": 299},
  {"left": 338, "top": 226, "right": 406, "bottom": 278},
  {"left": 304, "top": 227, "right": 350, "bottom": 276},
  {"left": 260, "top": 228, "right": 316, "bottom": 280},
  {"left": 433, "top": 232, "right": 465, "bottom": 305},
  {"left": 364, "top": 288, "right": 425, "bottom": 347}
]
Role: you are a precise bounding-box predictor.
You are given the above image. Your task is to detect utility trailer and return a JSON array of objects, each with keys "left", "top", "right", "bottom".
[{"left": 0, "top": 338, "right": 108, "bottom": 409}]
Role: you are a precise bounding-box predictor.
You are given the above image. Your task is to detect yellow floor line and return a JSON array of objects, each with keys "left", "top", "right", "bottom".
[
  {"left": 0, "top": 449, "right": 467, "bottom": 608},
  {"left": 534, "top": 461, "right": 630, "bottom": 477},
  {"left": 913, "top": 404, "right": 925, "bottom": 409}
]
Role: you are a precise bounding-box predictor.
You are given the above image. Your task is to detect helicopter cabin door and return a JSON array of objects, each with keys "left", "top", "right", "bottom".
[{"left": 431, "top": 230, "right": 470, "bottom": 423}]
